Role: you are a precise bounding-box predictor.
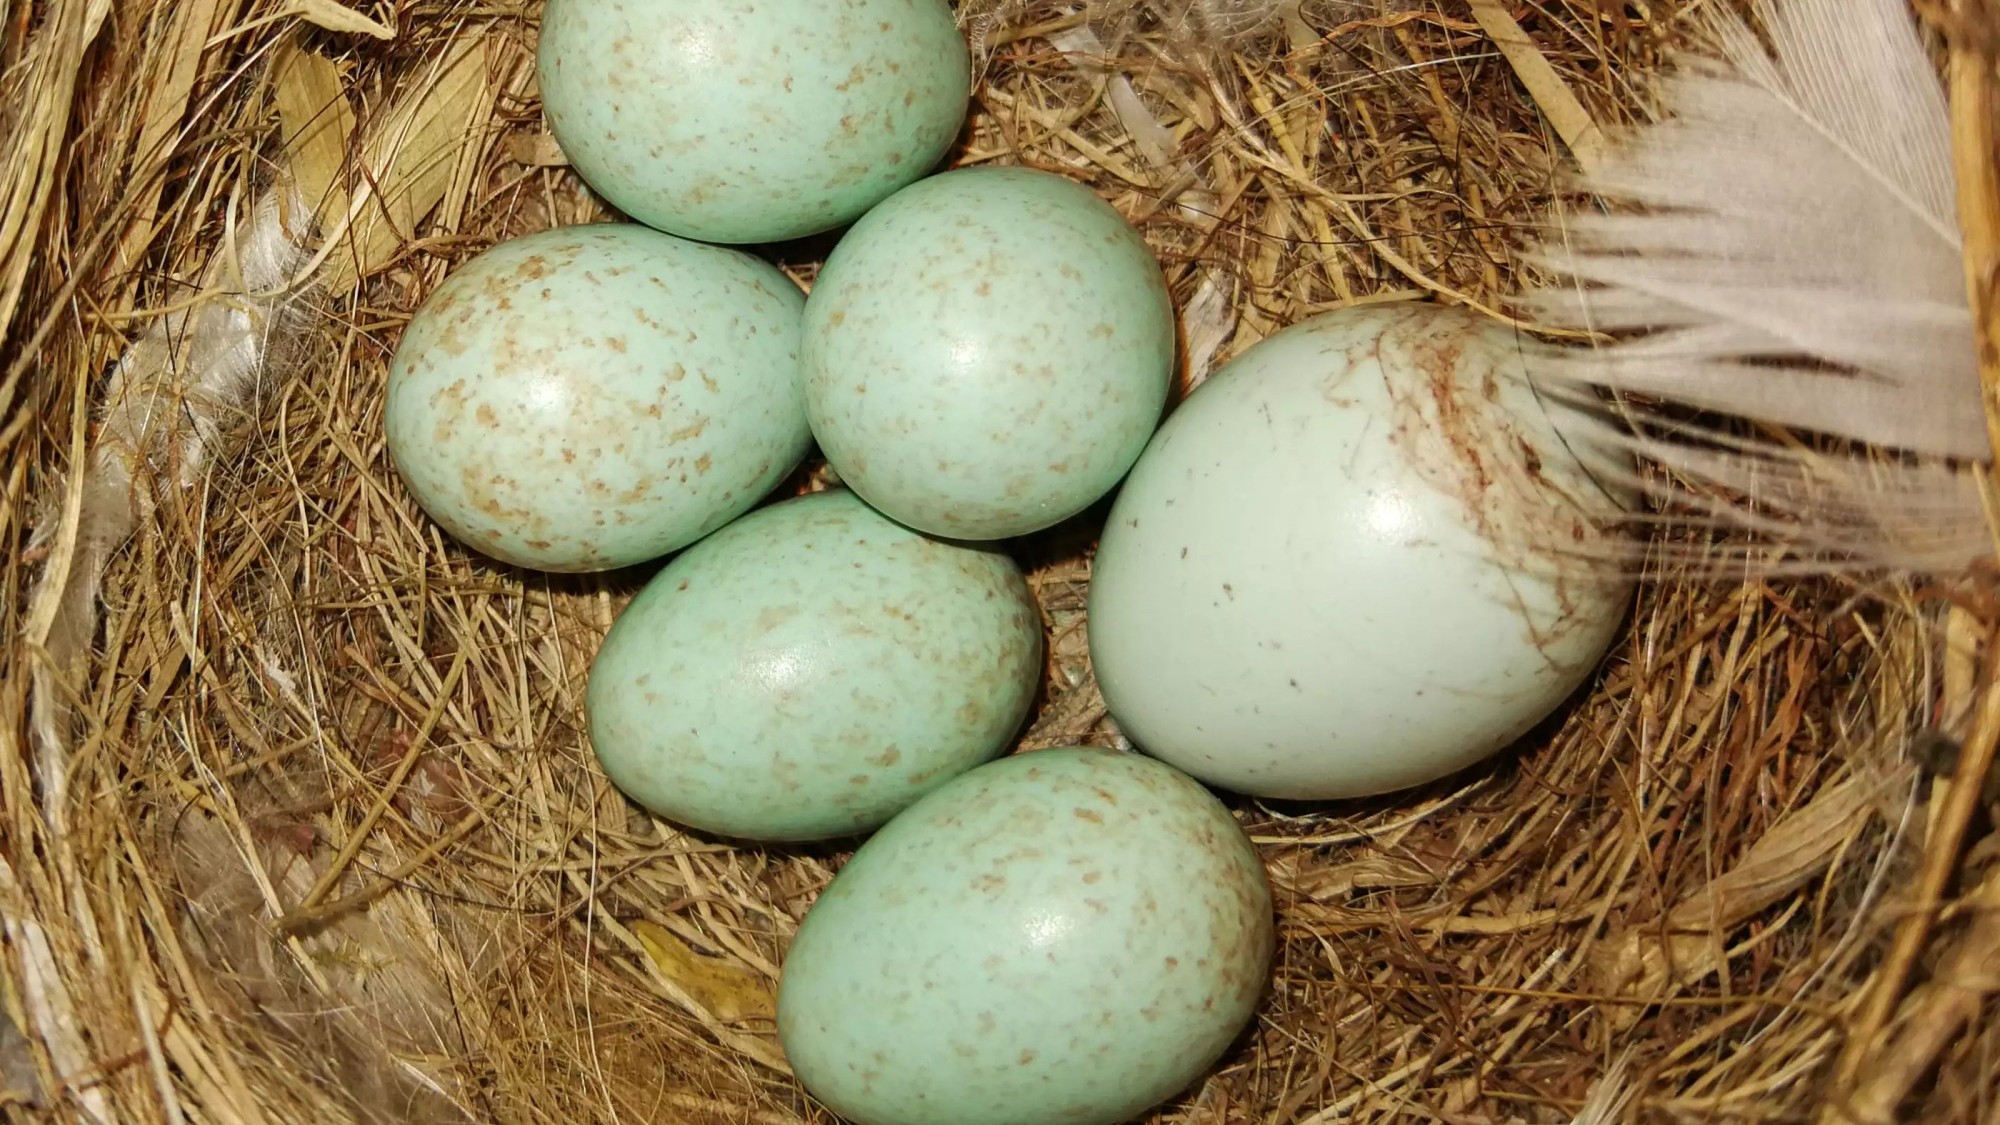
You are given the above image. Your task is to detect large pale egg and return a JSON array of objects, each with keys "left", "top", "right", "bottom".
[
  {"left": 1088, "top": 303, "right": 1632, "bottom": 800},
  {"left": 536, "top": 0, "right": 970, "bottom": 245},
  {"left": 384, "top": 225, "right": 810, "bottom": 572},
  {"left": 801, "top": 166, "right": 1176, "bottom": 540},
  {"left": 777, "top": 748, "right": 1273, "bottom": 1125},
  {"left": 585, "top": 489, "right": 1043, "bottom": 842}
]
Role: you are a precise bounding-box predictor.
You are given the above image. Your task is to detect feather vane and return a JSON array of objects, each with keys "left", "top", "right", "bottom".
[{"left": 1526, "top": 0, "right": 1992, "bottom": 573}]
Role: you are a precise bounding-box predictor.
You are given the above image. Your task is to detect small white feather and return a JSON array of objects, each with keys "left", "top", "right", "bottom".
[
  {"left": 1525, "top": 0, "right": 1991, "bottom": 573},
  {"left": 26, "top": 183, "right": 312, "bottom": 799}
]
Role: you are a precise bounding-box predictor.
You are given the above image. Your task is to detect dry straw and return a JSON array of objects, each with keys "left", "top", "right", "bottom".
[{"left": 2, "top": 0, "right": 1998, "bottom": 1122}]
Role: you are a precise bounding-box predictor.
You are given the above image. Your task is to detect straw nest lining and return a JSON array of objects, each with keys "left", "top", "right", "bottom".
[{"left": 3, "top": 0, "right": 1996, "bottom": 1122}]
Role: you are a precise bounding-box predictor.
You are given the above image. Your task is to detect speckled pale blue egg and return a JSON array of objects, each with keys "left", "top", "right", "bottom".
[
  {"left": 777, "top": 748, "right": 1273, "bottom": 1125},
  {"left": 1089, "top": 303, "right": 1633, "bottom": 800},
  {"left": 802, "top": 167, "right": 1176, "bottom": 541},
  {"left": 585, "top": 488, "right": 1043, "bottom": 841},
  {"left": 536, "top": 0, "right": 970, "bottom": 245},
  {"left": 384, "top": 224, "right": 810, "bottom": 573}
]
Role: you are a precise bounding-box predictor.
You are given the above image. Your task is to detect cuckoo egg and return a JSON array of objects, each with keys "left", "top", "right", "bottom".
[
  {"left": 1088, "top": 303, "right": 1633, "bottom": 801},
  {"left": 777, "top": 747, "right": 1273, "bottom": 1125},
  {"left": 384, "top": 224, "right": 810, "bottom": 573},
  {"left": 585, "top": 488, "right": 1043, "bottom": 842},
  {"left": 536, "top": 0, "right": 970, "bottom": 244},
  {"left": 801, "top": 166, "right": 1176, "bottom": 541}
]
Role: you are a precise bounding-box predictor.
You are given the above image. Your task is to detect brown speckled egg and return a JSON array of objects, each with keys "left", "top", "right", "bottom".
[
  {"left": 537, "top": 0, "right": 970, "bottom": 245},
  {"left": 777, "top": 748, "right": 1274, "bottom": 1125},
  {"left": 801, "top": 166, "right": 1177, "bottom": 541},
  {"left": 585, "top": 488, "right": 1044, "bottom": 842},
  {"left": 385, "top": 224, "right": 810, "bottom": 572}
]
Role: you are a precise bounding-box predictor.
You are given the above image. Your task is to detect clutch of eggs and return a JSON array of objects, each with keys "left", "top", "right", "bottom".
[
  {"left": 1090, "top": 302, "right": 1634, "bottom": 800},
  {"left": 537, "top": 0, "right": 969, "bottom": 244},
  {"left": 383, "top": 2, "right": 1647, "bottom": 1116}
]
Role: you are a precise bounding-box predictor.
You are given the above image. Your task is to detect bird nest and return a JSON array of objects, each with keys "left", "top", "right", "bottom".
[{"left": 3, "top": 1, "right": 1996, "bottom": 1122}]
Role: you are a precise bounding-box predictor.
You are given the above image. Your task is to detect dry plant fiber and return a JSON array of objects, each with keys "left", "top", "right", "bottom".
[{"left": 2, "top": 0, "right": 1999, "bottom": 1124}]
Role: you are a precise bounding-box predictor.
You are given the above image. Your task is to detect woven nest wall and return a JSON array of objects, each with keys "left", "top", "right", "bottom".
[{"left": 3, "top": 1, "right": 1996, "bottom": 1122}]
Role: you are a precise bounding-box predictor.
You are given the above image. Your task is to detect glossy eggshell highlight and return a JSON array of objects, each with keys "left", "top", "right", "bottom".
[
  {"left": 777, "top": 748, "right": 1273, "bottom": 1125},
  {"left": 585, "top": 489, "right": 1043, "bottom": 842},
  {"left": 802, "top": 167, "right": 1176, "bottom": 540},
  {"left": 385, "top": 225, "right": 809, "bottom": 572},
  {"left": 536, "top": 0, "right": 969, "bottom": 244},
  {"left": 1089, "top": 303, "right": 1632, "bottom": 800}
]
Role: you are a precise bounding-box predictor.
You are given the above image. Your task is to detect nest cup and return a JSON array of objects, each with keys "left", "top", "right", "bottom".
[{"left": 4, "top": 2, "right": 1995, "bottom": 1123}]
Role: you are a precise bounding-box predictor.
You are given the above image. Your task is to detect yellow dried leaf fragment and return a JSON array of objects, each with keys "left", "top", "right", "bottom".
[
  {"left": 288, "top": 0, "right": 394, "bottom": 39},
  {"left": 273, "top": 46, "right": 356, "bottom": 230},
  {"left": 630, "top": 919, "right": 775, "bottom": 1025}
]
